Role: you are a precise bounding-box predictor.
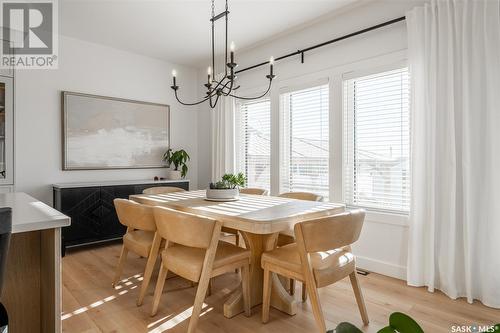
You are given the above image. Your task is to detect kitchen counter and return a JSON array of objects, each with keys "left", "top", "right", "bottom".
[
  {"left": 0, "top": 192, "right": 70, "bottom": 333},
  {"left": 0, "top": 192, "right": 70, "bottom": 233}
]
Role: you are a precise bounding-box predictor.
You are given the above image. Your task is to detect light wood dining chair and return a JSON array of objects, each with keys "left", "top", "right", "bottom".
[
  {"left": 261, "top": 209, "right": 369, "bottom": 332},
  {"left": 277, "top": 191, "right": 323, "bottom": 246},
  {"left": 151, "top": 206, "right": 251, "bottom": 333},
  {"left": 277, "top": 191, "right": 324, "bottom": 299},
  {"left": 239, "top": 188, "right": 269, "bottom": 195},
  {"left": 222, "top": 188, "right": 268, "bottom": 247},
  {"left": 112, "top": 199, "right": 163, "bottom": 306},
  {"left": 142, "top": 186, "right": 185, "bottom": 195},
  {"left": 278, "top": 191, "right": 324, "bottom": 202}
]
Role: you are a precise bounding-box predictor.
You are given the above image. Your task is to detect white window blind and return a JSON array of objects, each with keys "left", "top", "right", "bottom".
[
  {"left": 236, "top": 98, "right": 271, "bottom": 191},
  {"left": 280, "top": 84, "right": 329, "bottom": 199},
  {"left": 343, "top": 67, "right": 410, "bottom": 212}
]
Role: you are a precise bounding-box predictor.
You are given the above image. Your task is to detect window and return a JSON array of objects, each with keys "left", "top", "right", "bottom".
[
  {"left": 235, "top": 98, "right": 271, "bottom": 190},
  {"left": 280, "top": 84, "right": 329, "bottom": 199},
  {"left": 343, "top": 67, "right": 410, "bottom": 212}
]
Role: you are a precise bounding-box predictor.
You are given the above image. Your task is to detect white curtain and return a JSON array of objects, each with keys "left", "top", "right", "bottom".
[
  {"left": 211, "top": 89, "right": 236, "bottom": 182},
  {"left": 406, "top": 0, "right": 500, "bottom": 308}
]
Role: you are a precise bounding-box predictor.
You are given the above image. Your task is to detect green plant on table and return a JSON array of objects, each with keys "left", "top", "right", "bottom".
[
  {"left": 162, "top": 148, "right": 190, "bottom": 178},
  {"left": 209, "top": 172, "right": 246, "bottom": 189}
]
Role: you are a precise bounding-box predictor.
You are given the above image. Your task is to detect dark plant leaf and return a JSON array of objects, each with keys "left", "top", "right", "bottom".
[
  {"left": 181, "top": 164, "right": 188, "bottom": 178},
  {"left": 332, "top": 312, "right": 424, "bottom": 333},
  {"left": 387, "top": 312, "right": 424, "bottom": 333},
  {"left": 377, "top": 327, "right": 396, "bottom": 333},
  {"left": 334, "top": 322, "right": 364, "bottom": 333}
]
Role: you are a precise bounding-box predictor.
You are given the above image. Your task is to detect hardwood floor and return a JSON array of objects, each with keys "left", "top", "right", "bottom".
[{"left": 62, "top": 242, "right": 500, "bottom": 333}]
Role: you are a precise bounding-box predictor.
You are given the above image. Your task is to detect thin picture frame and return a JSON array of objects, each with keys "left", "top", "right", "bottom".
[{"left": 61, "top": 91, "right": 170, "bottom": 170}]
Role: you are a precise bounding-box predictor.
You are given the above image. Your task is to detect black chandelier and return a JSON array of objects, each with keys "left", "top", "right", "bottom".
[{"left": 170, "top": 0, "right": 276, "bottom": 108}]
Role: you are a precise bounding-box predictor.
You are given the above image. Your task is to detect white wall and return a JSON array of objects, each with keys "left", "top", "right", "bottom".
[
  {"left": 14, "top": 35, "right": 200, "bottom": 205},
  {"left": 197, "top": 0, "right": 427, "bottom": 280}
]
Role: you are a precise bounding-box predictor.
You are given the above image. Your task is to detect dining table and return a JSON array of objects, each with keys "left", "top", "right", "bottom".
[{"left": 129, "top": 190, "right": 345, "bottom": 318}]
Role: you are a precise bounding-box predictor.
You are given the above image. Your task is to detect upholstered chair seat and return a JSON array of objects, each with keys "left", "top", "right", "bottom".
[
  {"left": 162, "top": 241, "right": 250, "bottom": 282},
  {"left": 262, "top": 243, "right": 355, "bottom": 288},
  {"left": 223, "top": 188, "right": 268, "bottom": 248},
  {"left": 278, "top": 191, "right": 324, "bottom": 202},
  {"left": 123, "top": 230, "right": 155, "bottom": 258},
  {"left": 150, "top": 206, "right": 251, "bottom": 333},
  {"left": 239, "top": 188, "right": 269, "bottom": 195},
  {"left": 142, "top": 186, "right": 185, "bottom": 195},
  {"left": 113, "top": 199, "right": 164, "bottom": 307},
  {"left": 260, "top": 209, "right": 369, "bottom": 332},
  {"left": 276, "top": 191, "right": 324, "bottom": 298}
]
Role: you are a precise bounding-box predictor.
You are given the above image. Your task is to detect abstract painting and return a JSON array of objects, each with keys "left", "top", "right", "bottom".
[{"left": 62, "top": 91, "right": 170, "bottom": 170}]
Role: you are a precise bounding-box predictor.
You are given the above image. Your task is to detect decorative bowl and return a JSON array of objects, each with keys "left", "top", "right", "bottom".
[{"left": 205, "top": 188, "right": 239, "bottom": 201}]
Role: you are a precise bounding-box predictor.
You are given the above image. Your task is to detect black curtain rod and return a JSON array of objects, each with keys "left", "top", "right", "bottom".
[{"left": 235, "top": 16, "right": 406, "bottom": 75}]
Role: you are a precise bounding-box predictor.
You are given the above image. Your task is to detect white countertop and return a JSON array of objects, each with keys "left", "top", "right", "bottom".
[
  {"left": 0, "top": 192, "right": 71, "bottom": 233},
  {"left": 53, "top": 179, "right": 190, "bottom": 189}
]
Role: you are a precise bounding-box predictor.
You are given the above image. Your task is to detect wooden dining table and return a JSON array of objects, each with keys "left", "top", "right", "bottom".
[{"left": 129, "top": 190, "right": 345, "bottom": 318}]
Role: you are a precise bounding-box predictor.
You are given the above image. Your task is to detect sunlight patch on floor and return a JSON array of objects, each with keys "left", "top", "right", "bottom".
[
  {"left": 62, "top": 281, "right": 139, "bottom": 320},
  {"left": 148, "top": 303, "right": 213, "bottom": 332}
]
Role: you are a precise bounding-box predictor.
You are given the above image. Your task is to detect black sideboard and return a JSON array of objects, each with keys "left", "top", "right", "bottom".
[{"left": 53, "top": 180, "right": 189, "bottom": 254}]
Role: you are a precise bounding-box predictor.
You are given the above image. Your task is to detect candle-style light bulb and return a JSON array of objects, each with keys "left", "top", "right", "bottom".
[
  {"left": 172, "top": 69, "right": 177, "bottom": 86},
  {"left": 230, "top": 41, "right": 235, "bottom": 64},
  {"left": 207, "top": 66, "right": 212, "bottom": 85},
  {"left": 269, "top": 57, "right": 274, "bottom": 76}
]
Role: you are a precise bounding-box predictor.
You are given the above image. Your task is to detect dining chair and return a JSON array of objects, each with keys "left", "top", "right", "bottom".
[
  {"left": 261, "top": 209, "right": 369, "bottom": 332},
  {"left": 150, "top": 206, "right": 251, "bottom": 333},
  {"left": 222, "top": 188, "right": 268, "bottom": 247},
  {"left": 239, "top": 188, "right": 269, "bottom": 195},
  {"left": 113, "top": 199, "right": 163, "bottom": 307},
  {"left": 277, "top": 191, "right": 324, "bottom": 246},
  {"left": 277, "top": 191, "right": 324, "bottom": 299},
  {"left": 278, "top": 191, "right": 324, "bottom": 202},
  {"left": 142, "top": 186, "right": 186, "bottom": 195}
]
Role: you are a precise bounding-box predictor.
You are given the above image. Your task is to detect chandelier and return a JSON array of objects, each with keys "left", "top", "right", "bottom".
[{"left": 170, "top": 0, "right": 276, "bottom": 108}]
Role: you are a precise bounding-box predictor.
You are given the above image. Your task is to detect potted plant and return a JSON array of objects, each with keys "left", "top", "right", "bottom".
[
  {"left": 206, "top": 173, "right": 246, "bottom": 201},
  {"left": 162, "top": 148, "right": 190, "bottom": 180},
  {"left": 329, "top": 312, "right": 425, "bottom": 333}
]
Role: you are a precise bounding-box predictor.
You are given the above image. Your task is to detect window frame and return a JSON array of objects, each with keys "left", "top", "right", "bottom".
[
  {"left": 278, "top": 79, "right": 330, "bottom": 199},
  {"left": 235, "top": 97, "right": 272, "bottom": 191},
  {"left": 341, "top": 62, "right": 410, "bottom": 214},
  {"left": 236, "top": 50, "right": 409, "bottom": 224}
]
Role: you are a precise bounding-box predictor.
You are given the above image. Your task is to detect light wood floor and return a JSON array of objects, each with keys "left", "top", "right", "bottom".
[{"left": 62, "top": 242, "right": 500, "bottom": 333}]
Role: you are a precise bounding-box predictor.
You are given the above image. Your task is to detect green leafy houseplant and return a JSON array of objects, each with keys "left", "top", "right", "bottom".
[
  {"left": 209, "top": 173, "right": 246, "bottom": 189},
  {"left": 329, "top": 312, "right": 424, "bottom": 333},
  {"left": 162, "top": 149, "right": 190, "bottom": 178}
]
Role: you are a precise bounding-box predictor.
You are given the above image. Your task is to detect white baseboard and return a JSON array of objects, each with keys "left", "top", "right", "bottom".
[{"left": 356, "top": 255, "right": 407, "bottom": 280}]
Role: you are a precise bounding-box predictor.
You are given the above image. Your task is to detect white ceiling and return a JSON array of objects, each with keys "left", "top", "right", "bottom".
[{"left": 60, "top": 0, "right": 360, "bottom": 68}]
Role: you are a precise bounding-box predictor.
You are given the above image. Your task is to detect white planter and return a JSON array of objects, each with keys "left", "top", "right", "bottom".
[
  {"left": 206, "top": 188, "right": 239, "bottom": 201},
  {"left": 167, "top": 170, "right": 182, "bottom": 180}
]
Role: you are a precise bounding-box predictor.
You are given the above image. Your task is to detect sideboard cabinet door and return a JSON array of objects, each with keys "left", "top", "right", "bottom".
[
  {"left": 58, "top": 187, "right": 102, "bottom": 247},
  {"left": 54, "top": 181, "right": 189, "bottom": 254}
]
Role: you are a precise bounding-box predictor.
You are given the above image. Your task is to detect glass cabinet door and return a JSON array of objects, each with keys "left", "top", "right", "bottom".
[{"left": 0, "top": 76, "right": 13, "bottom": 185}]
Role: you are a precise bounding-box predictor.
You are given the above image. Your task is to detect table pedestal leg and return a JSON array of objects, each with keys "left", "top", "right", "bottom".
[{"left": 223, "top": 231, "right": 297, "bottom": 318}]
